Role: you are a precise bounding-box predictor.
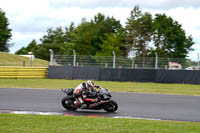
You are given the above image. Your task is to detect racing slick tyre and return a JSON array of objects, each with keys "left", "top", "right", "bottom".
[
  {"left": 102, "top": 100, "right": 118, "bottom": 112},
  {"left": 61, "top": 96, "right": 77, "bottom": 111}
]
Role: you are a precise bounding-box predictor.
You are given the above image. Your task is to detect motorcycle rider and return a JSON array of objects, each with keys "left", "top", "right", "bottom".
[{"left": 73, "top": 80, "right": 99, "bottom": 109}]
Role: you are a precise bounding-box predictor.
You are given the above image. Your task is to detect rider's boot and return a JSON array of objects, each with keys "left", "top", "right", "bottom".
[
  {"left": 80, "top": 103, "right": 87, "bottom": 109},
  {"left": 74, "top": 100, "right": 87, "bottom": 109}
]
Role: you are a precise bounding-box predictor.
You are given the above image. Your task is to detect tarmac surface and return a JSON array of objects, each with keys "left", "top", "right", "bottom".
[{"left": 0, "top": 88, "right": 200, "bottom": 121}]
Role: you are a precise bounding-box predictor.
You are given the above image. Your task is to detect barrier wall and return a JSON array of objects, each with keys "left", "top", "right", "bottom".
[
  {"left": 99, "top": 68, "right": 156, "bottom": 82},
  {"left": 0, "top": 66, "right": 47, "bottom": 78},
  {"left": 48, "top": 66, "right": 100, "bottom": 80},
  {"left": 47, "top": 66, "right": 200, "bottom": 84},
  {"left": 156, "top": 70, "right": 200, "bottom": 84}
]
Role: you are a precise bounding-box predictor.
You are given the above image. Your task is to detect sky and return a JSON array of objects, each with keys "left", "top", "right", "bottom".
[{"left": 0, "top": 0, "right": 200, "bottom": 60}]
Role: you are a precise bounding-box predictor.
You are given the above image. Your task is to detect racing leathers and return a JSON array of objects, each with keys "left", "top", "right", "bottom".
[{"left": 73, "top": 83, "right": 99, "bottom": 109}]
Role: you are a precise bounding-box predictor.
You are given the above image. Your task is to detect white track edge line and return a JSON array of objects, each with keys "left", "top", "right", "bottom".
[
  {"left": 113, "top": 116, "right": 161, "bottom": 121},
  {"left": 0, "top": 110, "right": 161, "bottom": 121}
]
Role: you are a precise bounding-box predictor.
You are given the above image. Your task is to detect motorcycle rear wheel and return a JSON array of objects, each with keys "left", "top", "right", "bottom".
[
  {"left": 103, "top": 100, "right": 118, "bottom": 112},
  {"left": 61, "top": 96, "right": 77, "bottom": 111}
]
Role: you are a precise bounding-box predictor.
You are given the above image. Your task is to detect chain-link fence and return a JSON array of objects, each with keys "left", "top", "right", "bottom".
[{"left": 52, "top": 54, "right": 200, "bottom": 70}]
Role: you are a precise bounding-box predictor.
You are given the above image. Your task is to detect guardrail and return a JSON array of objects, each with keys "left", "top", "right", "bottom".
[{"left": 0, "top": 66, "right": 48, "bottom": 78}]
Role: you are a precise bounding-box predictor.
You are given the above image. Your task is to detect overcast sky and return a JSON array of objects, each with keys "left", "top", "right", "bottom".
[{"left": 0, "top": 0, "right": 200, "bottom": 60}]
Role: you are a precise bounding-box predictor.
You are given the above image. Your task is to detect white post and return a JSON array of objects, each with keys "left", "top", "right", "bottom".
[
  {"left": 112, "top": 51, "right": 116, "bottom": 68},
  {"left": 49, "top": 49, "right": 54, "bottom": 66},
  {"left": 28, "top": 52, "right": 33, "bottom": 67},
  {"left": 105, "top": 64, "right": 108, "bottom": 68},
  {"left": 135, "top": 64, "right": 137, "bottom": 69},
  {"left": 132, "top": 59, "right": 135, "bottom": 69},
  {"left": 73, "top": 50, "right": 76, "bottom": 67},
  {"left": 155, "top": 52, "right": 158, "bottom": 69}
]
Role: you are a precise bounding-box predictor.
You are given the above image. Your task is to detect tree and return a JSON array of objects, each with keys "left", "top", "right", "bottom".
[
  {"left": 92, "top": 13, "right": 123, "bottom": 54},
  {"left": 18, "top": 13, "right": 127, "bottom": 60},
  {"left": 126, "top": 6, "right": 194, "bottom": 59},
  {"left": 126, "top": 6, "right": 153, "bottom": 57},
  {"left": 38, "top": 26, "right": 74, "bottom": 60},
  {"left": 96, "top": 30, "right": 127, "bottom": 56},
  {"left": 16, "top": 23, "right": 77, "bottom": 60},
  {"left": 40, "top": 27, "right": 66, "bottom": 44},
  {"left": 151, "top": 14, "right": 194, "bottom": 58},
  {"left": 126, "top": 6, "right": 153, "bottom": 67},
  {"left": 15, "top": 39, "right": 39, "bottom": 55},
  {"left": 72, "top": 13, "right": 124, "bottom": 56},
  {"left": 0, "top": 8, "right": 12, "bottom": 52},
  {"left": 64, "top": 22, "right": 76, "bottom": 44},
  {"left": 72, "top": 19, "right": 97, "bottom": 55}
]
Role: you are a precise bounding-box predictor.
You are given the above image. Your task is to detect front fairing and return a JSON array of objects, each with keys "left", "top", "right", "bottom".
[{"left": 98, "top": 88, "right": 111, "bottom": 100}]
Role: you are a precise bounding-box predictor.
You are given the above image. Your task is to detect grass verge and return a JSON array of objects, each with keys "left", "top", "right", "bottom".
[
  {"left": 0, "top": 52, "right": 48, "bottom": 67},
  {"left": 0, "top": 79, "right": 200, "bottom": 96},
  {"left": 0, "top": 114, "right": 200, "bottom": 133}
]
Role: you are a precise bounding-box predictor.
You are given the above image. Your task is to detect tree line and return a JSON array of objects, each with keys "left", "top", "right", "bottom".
[
  {"left": 0, "top": 6, "right": 194, "bottom": 61},
  {"left": 0, "top": 8, "right": 12, "bottom": 52}
]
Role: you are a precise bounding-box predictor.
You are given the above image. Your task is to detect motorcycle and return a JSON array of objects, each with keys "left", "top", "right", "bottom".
[{"left": 61, "top": 86, "right": 118, "bottom": 112}]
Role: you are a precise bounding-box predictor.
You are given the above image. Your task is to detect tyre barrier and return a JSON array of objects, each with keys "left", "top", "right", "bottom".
[{"left": 0, "top": 66, "right": 47, "bottom": 78}]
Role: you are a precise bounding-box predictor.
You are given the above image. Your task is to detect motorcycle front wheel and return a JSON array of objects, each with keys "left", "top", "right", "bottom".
[
  {"left": 61, "top": 96, "right": 77, "bottom": 111},
  {"left": 102, "top": 100, "right": 118, "bottom": 112}
]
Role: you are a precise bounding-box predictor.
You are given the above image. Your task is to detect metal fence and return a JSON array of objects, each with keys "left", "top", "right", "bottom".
[{"left": 51, "top": 54, "right": 200, "bottom": 70}]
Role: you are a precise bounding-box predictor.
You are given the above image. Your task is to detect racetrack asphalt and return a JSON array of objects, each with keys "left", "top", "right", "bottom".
[{"left": 0, "top": 88, "right": 200, "bottom": 122}]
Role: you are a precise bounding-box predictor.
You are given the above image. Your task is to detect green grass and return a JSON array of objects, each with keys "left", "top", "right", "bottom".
[
  {"left": 0, "top": 52, "right": 49, "bottom": 67},
  {"left": 0, "top": 79, "right": 200, "bottom": 96},
  {"left": 0, "top": 114, "right": 200, "bottom": 133}
]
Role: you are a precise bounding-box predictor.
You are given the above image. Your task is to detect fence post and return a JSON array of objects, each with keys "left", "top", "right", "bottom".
[
  {"left": 155, "top": 52, "right": 158, "bottom": 69},
  {"left": 132, "top": 59, "right": 135, "bottom": 69},
  {"left": 49, "top": 49, "right": 54, "bottom": 66},
  {"left": 73, "top": 50, "right": 76, "bottom": 67},
  {"left": 28, "top": 52, "right": 33, "bottom": 67},
  {"left": 105, "top": 64, "right": 108, "bottom": 68},
  {"left": 135, "top": 64, "right": 137, "bottom": 69},
  {"left": 112, "top": 51, "right": 116, "bottom": 68},
  {"left": 23, "top": 61, "right": 26, "bottom": 67}
]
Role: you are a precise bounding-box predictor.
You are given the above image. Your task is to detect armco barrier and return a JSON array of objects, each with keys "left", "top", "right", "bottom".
[
  {"left": 0, "top": 66, "right": 47, "bottom": 78},
  {"left": 47, "top": 66, "right": 200, "bottom": 84}
]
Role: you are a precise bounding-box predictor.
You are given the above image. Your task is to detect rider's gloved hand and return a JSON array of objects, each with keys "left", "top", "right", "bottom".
[{"left": 95, "top": 85, "right": 100, "bottom": 88}]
